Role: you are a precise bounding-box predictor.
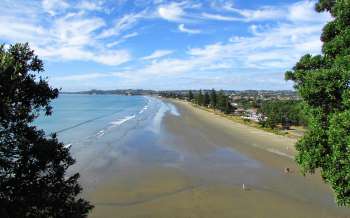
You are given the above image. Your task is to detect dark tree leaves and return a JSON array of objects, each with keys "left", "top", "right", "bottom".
[
  {"left": 285, "top": 0, "right": 350, "bottom": 206},
  {"left": 0, "top": 43, "right": 93, "bottom": 217}
]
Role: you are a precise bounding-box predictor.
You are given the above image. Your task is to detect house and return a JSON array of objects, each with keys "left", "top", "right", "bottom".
[
  {"left": 234, "top": 107, "right": 245, "bottom": 116},
  {"left": 241, "top": 108, "right": 262, "bottom": 122}
]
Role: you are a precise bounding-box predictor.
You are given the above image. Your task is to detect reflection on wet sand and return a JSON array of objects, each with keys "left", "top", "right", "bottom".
[{"left": 83, "top": 99, "right": 350, "bottom": 218}]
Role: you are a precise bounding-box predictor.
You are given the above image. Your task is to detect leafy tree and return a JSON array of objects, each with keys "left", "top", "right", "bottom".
[
  {"left": 195, "top": 90, "right": 204, "bottom": 106},
  {"left": 188, "top": 90, "right": 194, "bottom": 101},
  {"left": 203, "top": 91, "right": 210, "bottom": 107},
  {"left": 258, "top": 100, "right": 304, "bottom": 129},
  {"left": 209, "top": 89, "right": 217, "bottom": 108},
  {"left": 0, "top": 43, "right": 93, "bottom": 217},
  {"left": 285, "top": 0, "right": 350, "bottom": 206},
  {"left": 258, "top": 101, "right": 280, "bottom": 128},
  {"left": 216, "top": 91, "right": 233, "bottom": 114}
]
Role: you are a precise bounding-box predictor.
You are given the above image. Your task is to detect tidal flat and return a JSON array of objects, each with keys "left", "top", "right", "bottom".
[{"left": 83, "top": 98, "right": 350, "bottom": 218}]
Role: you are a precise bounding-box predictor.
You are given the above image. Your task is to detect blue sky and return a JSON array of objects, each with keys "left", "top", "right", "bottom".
[{"left": 0, "top": 0, "right": 331, "bottom": 91}]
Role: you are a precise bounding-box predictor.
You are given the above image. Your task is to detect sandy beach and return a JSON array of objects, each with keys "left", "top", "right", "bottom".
[{"left": 86, "top": 98, "right": 350, "bottom": 218}]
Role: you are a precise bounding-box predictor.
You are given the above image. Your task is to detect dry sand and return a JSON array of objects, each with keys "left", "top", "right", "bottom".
[{"left": 86, "top": 98, "right": 350, "bottom": 218}]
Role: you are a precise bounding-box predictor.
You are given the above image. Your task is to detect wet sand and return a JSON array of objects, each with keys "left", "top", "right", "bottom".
[{"left": 86, "top": 98, "right": 350, "bottom": 218}]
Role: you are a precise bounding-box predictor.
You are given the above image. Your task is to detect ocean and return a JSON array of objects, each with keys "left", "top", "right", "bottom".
[
  {"left": 35, "top": 94, "right": 180, "bottom": 187},
  {"left": 36, "top": 94, "right": 180, "bottom": 142}
]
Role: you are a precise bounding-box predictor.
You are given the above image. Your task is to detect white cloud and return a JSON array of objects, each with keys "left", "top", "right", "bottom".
[
  {"left": 52, "top": 13, "right": 105, "bottom": 47},
  {"left": 53, "top": 73, "right": 110, "bottom": 81},
  {"left": 0, "top": 0, "right": 333, "bottom": 90},
  {"left": 158, "top": 2, "right": 185, "bottom": 22},
  {"left": 0, "top": 1, "right": 132, "bottom": 66},
  {"left": 106, "top": 32, "right": 139, "bottom": 48},
  {"left": 141, "top": 50, "right": 173, "bottom": 60},
  {"left": 201, "top": 13, "right": 241, "bottom": 21},
  {"left": 106, "top": 40, "right": 123, "bottom": 48},
  {"left": 94, "top": 50, "right": 131, "bottom": 65},
  {"left": 42, "top": 0, "right": 69, "bottom": 16},
  {"left": 98, "top": 11, "right": 148, "bottom": 38},
  {"left": 206, "top": 8, "right": 279, "bottom": 22},
  {"left": 178, "top": 24, "right": 201, "bottom": 34},
  {"left": 123, "top": 32, "right": 139, "bottom": 39},
  {"left": 187, "top": 20, "right": 327, "bottom": 70},
  {"left": 36, "top": 45, "right": 131, "bottom": 66},
  {"left": 139, "top": 58, "right": 196, "bottom": 75},
  {"left": 206, "top": 0, "right": 330, "bottom": 23},
  {"left": 76, "top": 1, "right": 103, "bottom": 11},
  {"left": 120, "top": 0, "right": 331, "bottom": 83},
  {"left": 287, "top": 0, "right": 330, "bottom": 22},
  {"left": 229, "top": 7, "right": 285, "bottom": 21}
]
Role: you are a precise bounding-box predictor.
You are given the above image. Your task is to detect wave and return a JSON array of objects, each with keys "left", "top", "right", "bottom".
[
  {"left": 64, "top": 143, "right": 72, "bottom": 149},
  {"left": 139, "top": 105, "right": 148, "bottom": 114},
  {"left": 55, "top": 109, "right": 122, "bottom": 134},
  {"left": 96, "top": 130, "right": 105, "bottom": 137},
  {"left": 167, "top": 103, "right": 180, "bottom": 116},
  {"left": 110, "top": 115, "right": 136, "bottom": 127},
  {"left": 139, "top": 97, "right": 151, "bottom": 114}
]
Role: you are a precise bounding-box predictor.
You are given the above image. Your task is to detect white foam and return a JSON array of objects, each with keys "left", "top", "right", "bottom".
[
  {"left": 139, "top": 105, "right": 149, "bottom": 114},
  {"left": 167, "top": 103, "right": 180, "bottom": 116},
  {"left": 139, "top": 98, "right": 150, "bottom": 114},
  {"left": 96, "top": 130, "right": 105, "bottom": 137},
  {"left": 110, "top": 115, "right": 135, "bottom": 126}
]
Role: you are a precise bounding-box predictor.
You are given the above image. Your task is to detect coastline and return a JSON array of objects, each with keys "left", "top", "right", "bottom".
[
  {"left": 85, "top": 96, "right": 350, "bottom": 218},
  {"left": 166, "top": 98, "right": 298, "bottom": 160}
]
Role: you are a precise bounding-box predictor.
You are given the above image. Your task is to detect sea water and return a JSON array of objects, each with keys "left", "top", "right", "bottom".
[
  {"left": 36, "top": 94, "right": 179, "bottom": 144},
  {"left": 35, "top": 94, "right": 181, "bottom": 186},
  {"left": 36, "top": 94, "right": 146, "bottom": 141}
]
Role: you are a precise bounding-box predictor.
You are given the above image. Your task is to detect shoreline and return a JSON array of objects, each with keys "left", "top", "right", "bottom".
[
  {"left": 160, "top": 99, "right": 350, "bottom": 217},
  {"left": 85, "top": 96, "right": 350, "bottom": 218},
  {"left": 176, "top": 98, "right": 304, "bottom": 137},
  {"left": 167, "top": 98, "right": 298, "bottom": 160}
]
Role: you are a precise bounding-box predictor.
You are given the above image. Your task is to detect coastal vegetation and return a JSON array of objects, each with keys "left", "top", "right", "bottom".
[
  {"left": 160, "top": 90, "right": 234, "bottom": 114},
  {"left": 160, "top": 90, "right": 305, "bottom": 132},
  {"left": 285, "top": 0, "right": 350, "bottom": 206},
  {"left": 0, "top": 43, "right": 93, "bottom": 217},
  {"left": 193, "top": 90, "right": 234, "bottom": 114},
  {"left": 258, "top": 100, "right": 306, "bottom": 129}
]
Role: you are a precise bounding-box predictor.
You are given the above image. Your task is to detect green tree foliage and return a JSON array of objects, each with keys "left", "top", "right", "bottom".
[
  {"left": 195, "top": 90, "right": 204, "bottom": 106},
  {"left": 210, "top": 89, "right": 217, "bottom": 108},
  {"left": 203, "top": 91, "right": 210, "bottom": 107},
  {"left": 188, "top": 90, "right": 194, "bottom": 101},
  {"left": 258, "top": 100, "right": 305, "bottom": 129},
  {"left": 216, "top": 91, "right": 233, "bottom": 114},
  {"left": 285, "top": 0, "right": 350, "bottom": 206},
  {"left": 0, "top": 43, "right": 93, "bottom": 217}
]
